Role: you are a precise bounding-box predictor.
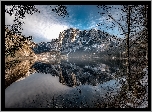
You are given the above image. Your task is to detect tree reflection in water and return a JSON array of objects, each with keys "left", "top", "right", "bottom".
[{"left": 5, "top": 59, "right": 36, "bottom": 89}]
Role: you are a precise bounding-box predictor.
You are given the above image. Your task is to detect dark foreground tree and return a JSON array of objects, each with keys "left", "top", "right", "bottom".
[{"left": 97, "top": 5, "right": 148, "bottom": 91}]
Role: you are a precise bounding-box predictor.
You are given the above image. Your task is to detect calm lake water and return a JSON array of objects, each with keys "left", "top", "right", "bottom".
[{"left": 5, "top": 57, "right": 126, "bottom": 108}]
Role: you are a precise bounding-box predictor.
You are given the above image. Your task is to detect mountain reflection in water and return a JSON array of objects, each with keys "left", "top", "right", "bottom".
[{"left": 5, "top": 57, "right": 124, "bottom": 108}]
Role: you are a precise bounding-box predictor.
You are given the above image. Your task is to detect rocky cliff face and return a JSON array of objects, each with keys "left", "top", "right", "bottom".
[
  {"left": 58, "top": 28, "right": 123, "bottom": 56},
  {"left": 32, "top": 28, "right": 123, "bottom": 58}
]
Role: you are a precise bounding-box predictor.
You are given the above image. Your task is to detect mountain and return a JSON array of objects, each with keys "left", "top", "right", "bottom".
[
  {"left": 59, "top": 28, "right": 123, "bottom": 58},
  {"left": 32, "top": 28, "right": 124, "bottom": 59}
]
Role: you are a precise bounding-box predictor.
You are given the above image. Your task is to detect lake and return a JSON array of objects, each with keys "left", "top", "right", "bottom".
[{"left": 5, "top": 57, "right": 128, "bottom": 108}]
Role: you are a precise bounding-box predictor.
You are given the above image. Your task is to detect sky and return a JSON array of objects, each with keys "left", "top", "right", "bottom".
[{"left": 5, "top": 5, "right": 125, "bottom": 43}]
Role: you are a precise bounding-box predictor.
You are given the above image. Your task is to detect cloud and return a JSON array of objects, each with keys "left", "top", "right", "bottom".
[
  {"left": 22, "top": 13, "right": 68, "bottom": 42},
  {"left": 5, "top": 5, "right": 70, "bottom": 43}
]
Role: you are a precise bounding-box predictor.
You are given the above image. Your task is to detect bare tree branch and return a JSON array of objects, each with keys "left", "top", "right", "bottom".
[{"left": 108, "top": 15, "right": 126, "bottom": 34}]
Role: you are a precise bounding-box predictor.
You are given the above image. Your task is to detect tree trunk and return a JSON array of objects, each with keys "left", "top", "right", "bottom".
[
  {"left": 126, "top": 6, "right": 131, "bottom": 91},
  {"left": 145, "top": 5, "right": 148, "bottom": 61}
]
